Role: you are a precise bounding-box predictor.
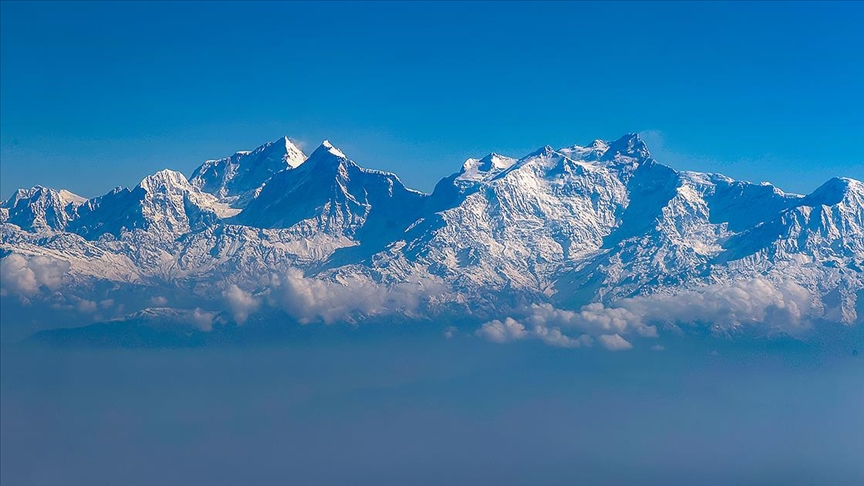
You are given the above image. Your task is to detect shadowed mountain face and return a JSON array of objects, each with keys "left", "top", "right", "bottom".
[
  {"left": 1, "top": 134, "right": 862, "bottom": 347},
  {"left": 235, "top": 141, "right": 427, "bottom": 244},
  {"left": 189, "top": 136, "right": 307, "bottom": 203}
]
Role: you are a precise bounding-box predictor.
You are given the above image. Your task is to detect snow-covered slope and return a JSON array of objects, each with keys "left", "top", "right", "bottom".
[
  {"left": 67, "top": 169, "right": 237, "bottom": 241},
  {"left": 2, "top": 134, "right": 862, "bottom": 344},
  {"left": 0, "top": 186, "right": 86, "bottom": 232},
  {"left": 236, "top": 141, "right": 426, "bottom": 239},
  {"left": 391, "top": 143, "right": 631, "bottom": 292}
]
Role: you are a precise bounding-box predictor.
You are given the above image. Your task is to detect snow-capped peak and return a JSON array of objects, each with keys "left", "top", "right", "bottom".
[
  {"left": 58, "top": 190, "right": 87, "bottom": 205},
  {"left": 0, "top": 185, "right": 87, "bottom": 231},
  {"left": 189, "top": 136, "right": 307, "bottom": 203},
  {"left": 589, "top": 139, "right": 609, "bottom": 151},
  {"left": 318, "top": 140, "right": 347, "bottom": 159},
  {"left": 235, "top": 138, "right": 426, "bottom": 240},
  {"left": 458, "top": 152, "right": 517, "bottom": 182},
  {"left": 529, "top": 145, "right": 556, "bottom": 157},
  {"left": 276, "top": 136, "right": 306, "bottom": 168},
  {"left": 482, "top": 152, "right": 517, "bottom": 171},
  {"left": 139, "top": 169, "right": 192, "bottom": 193},
  {"left": 804, "top": 176, "right": 863, "bottom": 206},
  {"left": 301, "top": 141, "right": 354, "bottom": 172},
  {"left": 2, "top": 186, "right": 86, "bottom": 208},
  {"left": 245, "top": 136, "right": 306, "bottom": 169},
  {"left": 558, "top": 141, "right": 606, "bottom": 162},
  {"left": 600, "top": 133, "right": 650, "bottom": 162}
]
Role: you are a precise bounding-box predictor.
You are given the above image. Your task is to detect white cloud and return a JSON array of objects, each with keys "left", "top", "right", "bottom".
[
  {"left": 614, "top": 278, "right": 817, "bottom": 336},
  {"left": 269, "top": 268, "right": 444, "bottom": 325},
  {"left": 476, "top": 318, "right": 528, "bottom": 343},
  {"left": 532, "top": 324, "right": 593, "bottom": 348},
  {"left": 477, "top": 278, "right": 820, "bottom": 350},
  {"left": 189, "top": 307, "right": 215, "bottom": 332},
  {"left": 476, "top": 317, "right": 593, "bottom": 349},
  {"left": 599, "top": 334, "right": 633, "bottom": 351},
  {"left": 0, "top": 253, "right": 70, "bottom": 296},
  {"left": 522, "top": 302, "right": 658, "bottom": 338},
  {"left": 222, "top": 284, "right": 260, "bottom": 324}
]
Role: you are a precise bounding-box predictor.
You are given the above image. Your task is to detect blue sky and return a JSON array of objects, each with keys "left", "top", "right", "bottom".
[{"left": 1, "top": 1, "right": 862, "bottom": 199}]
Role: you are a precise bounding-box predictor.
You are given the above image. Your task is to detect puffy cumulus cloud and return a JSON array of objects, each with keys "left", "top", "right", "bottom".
[
  {"left": 268, "top": 269, "right": 445, "bottom": 325},
  {"left": 0, "top": 253, "right": 70, "bottom": 297},
  {"left": 534, "top": 325, "right": 594, "bottom": 348},
  {"left": 476, "top": 318, "right": 528, "bottom": 343},
  {"left": 189, "top": 308, "right": 216, "bottom": 332},
  {"left": 475, "top": 302, "right": 637, "bottom": 350},
  {"left": 599, "top": 334, "right": 633, "bottom": 351},
  {"left": 222, "top": 284, "right": 260, "bottom": 324},
  {"left": 476, "top": 317, "right": 593, "bottom": 349},
  {"left": 477, "top": 278, "right": 821, "bottom": 350},
  {"left": 524, "top": 302, "right": 658, "bottom": 339}
]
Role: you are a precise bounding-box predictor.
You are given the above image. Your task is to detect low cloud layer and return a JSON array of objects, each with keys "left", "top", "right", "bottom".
[
  {"left": 266, "top": 269, "right": 445, "bottom": 325},
  {"left": 0, "top": 254, "right": 825, "bottom": 349},
  {"left": 477, "top": 278, "right": 820, "bottom": 350},
  {"left": 180, "top": 270, "right": 444, "bottom": 330}
]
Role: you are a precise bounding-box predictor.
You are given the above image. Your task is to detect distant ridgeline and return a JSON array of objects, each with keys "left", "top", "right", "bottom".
[{"left": 2, "top": 134, "right": 863, "bottom": 349}]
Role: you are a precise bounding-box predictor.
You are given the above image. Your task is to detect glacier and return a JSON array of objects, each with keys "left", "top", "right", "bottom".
[{"left": 1, "top": 133, "right": 862, "bottom": 347}]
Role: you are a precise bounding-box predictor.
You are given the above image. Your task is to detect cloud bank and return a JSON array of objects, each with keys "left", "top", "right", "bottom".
[
  {"left": 477, "top": 278, "right": 820, "bottom": 350},
  {"left": 266, "top": 269, "right": 445, "bottom": 325},
  {"left": 0, "top": 253, "right": 824, "bottom": 350}
]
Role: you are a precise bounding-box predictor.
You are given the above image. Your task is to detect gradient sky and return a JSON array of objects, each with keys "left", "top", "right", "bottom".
[{"left": 1, "top": 1, "right": 862, "bottom": 199}]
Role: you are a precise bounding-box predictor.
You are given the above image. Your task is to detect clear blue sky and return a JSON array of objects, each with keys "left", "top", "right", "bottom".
[{"left": 1, "top": 1, "right": 862, "bottom": 199}]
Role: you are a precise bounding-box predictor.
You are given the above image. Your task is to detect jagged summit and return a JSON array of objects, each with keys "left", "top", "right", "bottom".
[
  {"left": 600, "top": 133, "right": 651, "bottom": 162},
  {"left": 589, "top": 139, "right": 609, "bottom": 150},
  {"left": 317, "top": 139, "right": 347, "bottom": 159},
  {"left": 302, "top": 140, "right": 354, "bottom": 171},
  {"left": 277, "top": 136, "right": 307, "bottom": 168},
  {"left": 558, "top": 133, "right": 649, "bottom": 164},
  {"left": 139, "top": 169, "right": 191, "bottom": 192},
  {"left": 189, "top": 136, "right": 307, "bottom": 203},
  {"left": 3, "top": 186, "right": 86, "bottom": 205},
  {"left": 457, "top": 152, "right": 518, "bottom": 183},
  {"left": 236, "top": 138, "right": 426, "bottom": 237},
  {"left": 478, "top": 153, "right": 515, "bottom": 171},
  {"left": 0, "top": 185, "right": 86, "bottom": 231},
  {"left": 244, "top": 135, "right": 306, "bottom": 165},
  {"left": 527, "top": 145, "right": 557, "bottom": 158},
  {"left": 301, "top": 140, "right": 416, "bottom": 189}
]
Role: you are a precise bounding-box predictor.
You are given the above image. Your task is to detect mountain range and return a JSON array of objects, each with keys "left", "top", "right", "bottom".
[{"left": 2, "top": 134, "right": 862, "bottom": 348}]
